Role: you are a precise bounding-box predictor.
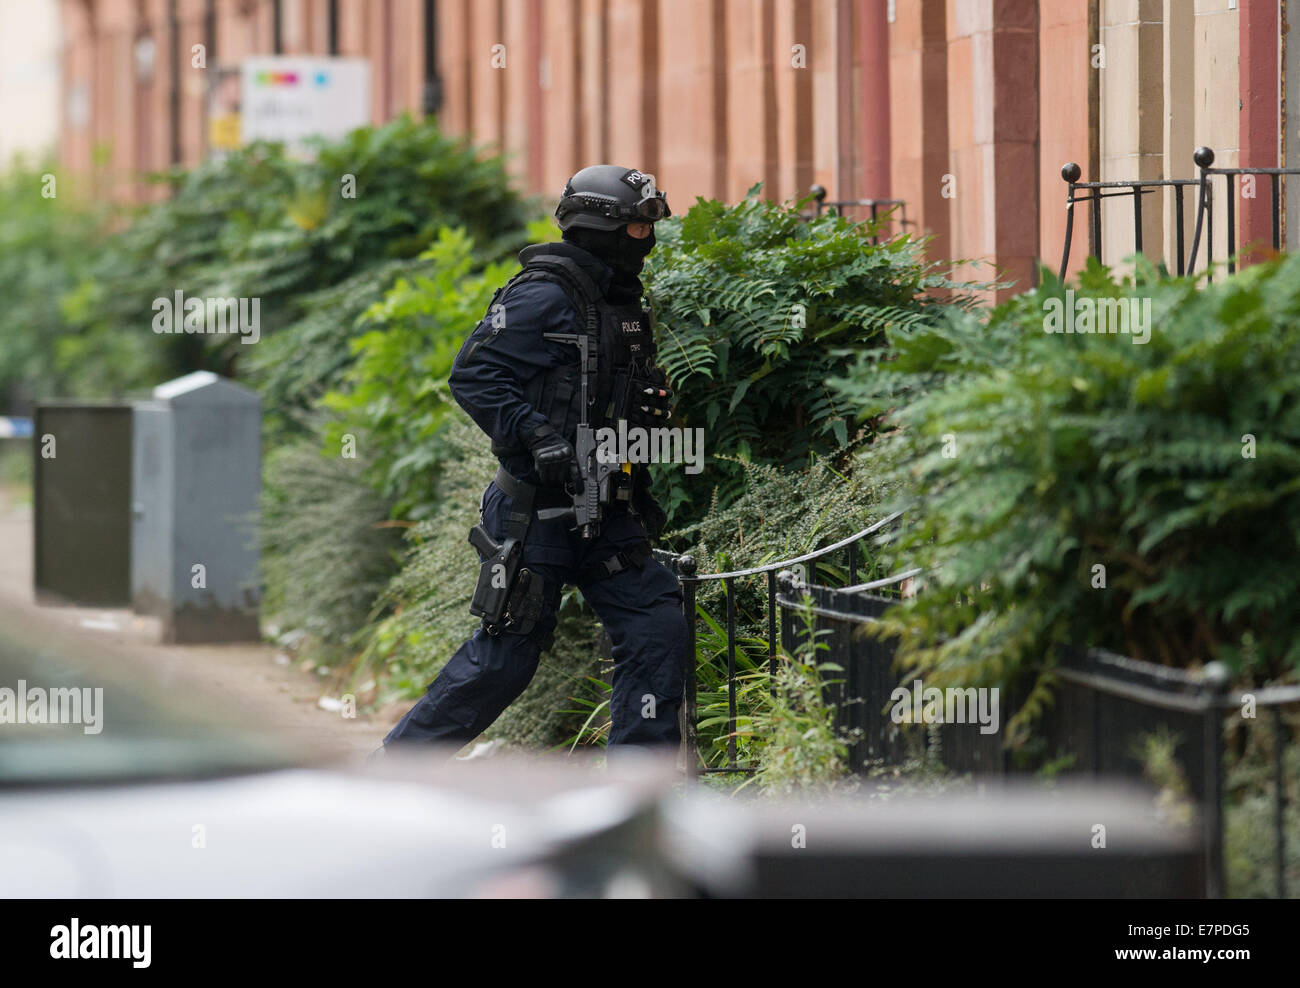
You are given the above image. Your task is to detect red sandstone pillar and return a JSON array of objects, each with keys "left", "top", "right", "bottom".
[{"left": 1238, "top": 0, "right": 1280, "bottom": 265}]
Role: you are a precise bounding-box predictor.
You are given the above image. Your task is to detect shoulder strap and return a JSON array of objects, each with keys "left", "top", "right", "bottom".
[
  {"left": 512, "top": 253, "right": 605, "bottom": 407},
  {"left": 519, "top": 248, "right": 603, "bottom": 303},
  {"left": 512, "top": 252, "right": 602, "bottom": 334}
]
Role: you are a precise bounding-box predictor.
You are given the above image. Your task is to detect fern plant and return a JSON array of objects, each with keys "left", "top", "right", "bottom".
[
  {"left": 836, "top": 254, "right": 1300, "bottom": 742},
  {"left": 642, "top": 186, "right": 980, "bottom": 528}
]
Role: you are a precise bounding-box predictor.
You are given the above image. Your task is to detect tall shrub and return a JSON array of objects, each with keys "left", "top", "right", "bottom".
[
  {"left": 320, "top": 222, "right": 552, "bottom": 520},
  {"left": 0, "top": 162, "right": 117, "bottom": 405},
  {"left": 836, "top": 256, "right": 1300, "bottom": 737},
  {"left": 50, "top": 116, "right": 533, "bottom": 404},
  {"left": 642, "top": 187, "right": 976, "bottom": 528}
]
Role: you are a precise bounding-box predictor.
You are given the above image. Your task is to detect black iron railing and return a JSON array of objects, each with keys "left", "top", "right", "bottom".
[
  {"left": 1052, "top": 645, "right": 1298, "bottom": 899},
  {"left": 808, "top": 185, "right": 909, "bottom": 244},
  {"left": 1059, "top": 148, "right": 1300, "bottom": 284},
  {"left": 1187, "top": 145, "right": 1300, "bottom": 279},
  {"left": 1058, "top": 162, "right": 1202, "bottom": 281},
  {"left": 776, "top": 574, "right": 1004, "bottom": 778},
  {"left": 767, "top": 575, "right": 1299, "bottom": 898},
  {"left": 775, "top": 571, "right": 930, "bottom": 775},
  {"left": 657, "top": 511, "right": 903, "bottom": 775}
]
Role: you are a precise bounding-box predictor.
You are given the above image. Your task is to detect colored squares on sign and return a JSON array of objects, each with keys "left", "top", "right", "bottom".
[
  {"left": 313, "top": 72, "right": 329, "bottom": 86},
  {"left": 256, "top": 71, "right": 300, "bottom": 86}
]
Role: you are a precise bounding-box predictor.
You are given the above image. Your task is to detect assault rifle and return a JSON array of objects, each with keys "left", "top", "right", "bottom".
[{"left": 537, "top": 332, "right": 628, "bottom": 538}]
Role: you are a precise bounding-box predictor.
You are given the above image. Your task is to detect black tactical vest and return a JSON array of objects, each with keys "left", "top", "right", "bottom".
[{"left": 501, "top": 246, "right": 658, "bottom": 451}]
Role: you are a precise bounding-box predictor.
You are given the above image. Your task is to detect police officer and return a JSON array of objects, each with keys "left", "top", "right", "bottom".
[{"left": 382, "top": 165, "right": 688, "bottom": 755}]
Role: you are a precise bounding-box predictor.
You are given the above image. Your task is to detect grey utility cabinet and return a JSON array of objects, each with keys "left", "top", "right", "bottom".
[
  {"left": 33, "top": 402, "right": 134, "bottom": 606},
  {"left": 131, "top": 371, "right": 262, "bottom": 643}
]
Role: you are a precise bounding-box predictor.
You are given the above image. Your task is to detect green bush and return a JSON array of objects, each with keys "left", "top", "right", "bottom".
[
  {"left": 0, "top": 161, "right": 112, "bottom": 406},
  {"left": 836, "top": 255, "right": 1300, "bottom": 738},
  {"left": 245, "top": 255, "right": 430, "bottom": 446},
  {"left": 678, "top": 454, "right": 890, "bottom": 768},
  {"left": 55, "top": 144, "right": 299, "bottom": 397},
  {"left": 239, "top": 117, "right": 537, "bottom": 421},
  {"left": 356, "top": 415, "right": 490, "bottom": 706},
  {"left": 40, "top": 116, "right": 533, "bottom": 403},
  {"left": 674, "top": 453, "right": 889, "bottom": 574},
  {"left": 643, "top": 187, "right": 976, "bottom": 528},
  {"left": 320, "top": 223, "right": 552, "bottom": 519}
]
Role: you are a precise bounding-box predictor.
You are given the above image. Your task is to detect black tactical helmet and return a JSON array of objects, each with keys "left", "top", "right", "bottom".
[{"left": 555, "top": 165, "right": 671, "bottom": 231}]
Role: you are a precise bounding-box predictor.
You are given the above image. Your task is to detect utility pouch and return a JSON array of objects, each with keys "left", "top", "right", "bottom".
[
  {"left": 468, "top": 524, "right": 522, "bottom": 629},
  {"left": 612, "top": 467, "right": 632, "bottom": 503},
  {"left": 504, "top": 567, "right": 546, "bottom": 635}
]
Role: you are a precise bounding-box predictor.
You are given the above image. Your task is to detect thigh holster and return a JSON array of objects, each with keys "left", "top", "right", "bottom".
[{"left": 468, "top": 473, "right": 548, "bottom": 640}]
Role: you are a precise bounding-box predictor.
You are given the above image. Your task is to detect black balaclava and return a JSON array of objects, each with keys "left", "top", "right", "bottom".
[{"left": 563, "top": 224, "right": 656, "bottom": 280}]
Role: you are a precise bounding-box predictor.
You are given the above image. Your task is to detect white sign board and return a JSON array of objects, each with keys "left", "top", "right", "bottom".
[{"left": 240, "top": 57, "right": 370, "bottom": 148}]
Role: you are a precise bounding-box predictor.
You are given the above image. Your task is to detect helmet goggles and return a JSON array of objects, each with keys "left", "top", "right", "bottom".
[{"left": 558, "top": 190, "right": 672, "bottom": 224}]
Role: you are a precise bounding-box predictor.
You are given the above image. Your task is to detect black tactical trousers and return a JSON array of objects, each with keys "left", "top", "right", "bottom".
[{"left": 383, "top": 479, "right": 687, "bottom": 751}]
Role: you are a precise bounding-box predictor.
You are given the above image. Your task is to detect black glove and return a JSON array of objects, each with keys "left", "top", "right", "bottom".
[
  {"left": 524, "top": 424, "right": 575, "bottom": 488},
  {"left": 628, "top": 367, "right": 674, "bottom": 428}
]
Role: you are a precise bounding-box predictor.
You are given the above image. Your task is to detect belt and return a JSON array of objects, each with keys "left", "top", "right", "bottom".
[{"left": 493, "top": 465, "right": 572, "bottom": 511}]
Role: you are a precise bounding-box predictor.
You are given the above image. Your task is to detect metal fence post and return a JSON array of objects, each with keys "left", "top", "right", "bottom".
[
  {"left": 1202, "top": 661, "right": 1230, "bottom": 898},
  {"left": 678, "top": 554, "right": 699, "bottom": 780},
  {"left": 1187, "top": 146, "right": 1215, "bottom": 276},
  {"left": 724, "top": 576, "right": 738, "bottom": 769},
  {"left": 766, "top": 569, "right": 778, "bottom": 692},
  {"left": 1272, "top": 705, "right": 1287, "bottom": 899},
  {"left": 1059, "top": 164, "right": 1082, "bottom": 281}
]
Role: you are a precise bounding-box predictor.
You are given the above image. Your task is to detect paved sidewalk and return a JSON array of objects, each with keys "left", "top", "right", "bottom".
[{"left": 0, "top": 487, "right": 398, "bottom": 764}]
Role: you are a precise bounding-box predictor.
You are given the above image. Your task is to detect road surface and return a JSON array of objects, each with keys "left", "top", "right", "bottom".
[{"left": 0, "top": 485, "right": 404, "bottom": 764}]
